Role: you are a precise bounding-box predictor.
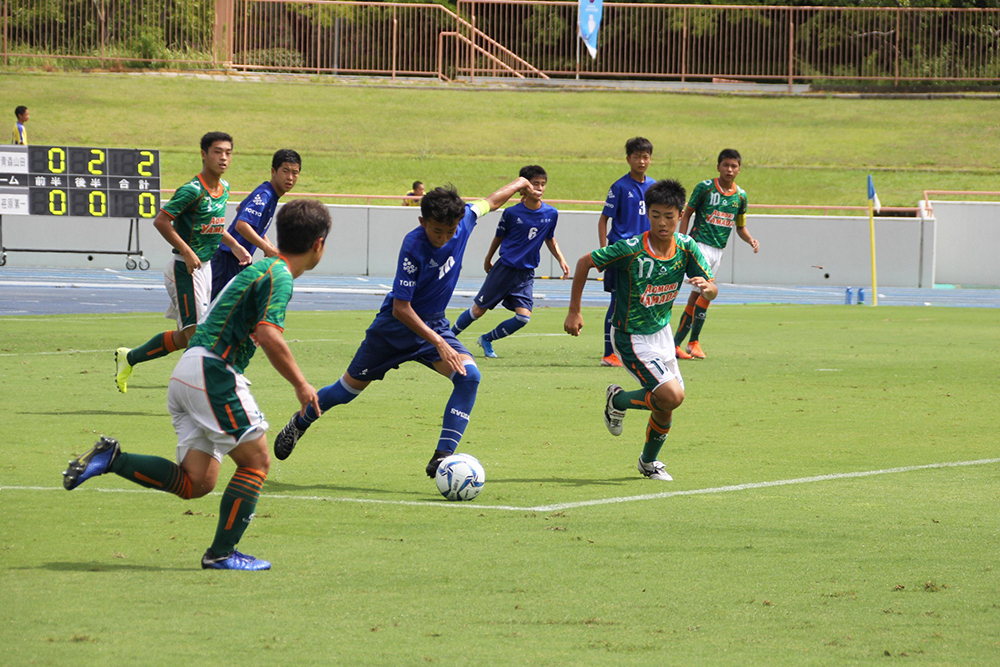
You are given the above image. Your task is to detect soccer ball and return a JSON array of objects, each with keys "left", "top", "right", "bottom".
[{"left": 434, "top": 453, "right": 486, "bottom": 501}]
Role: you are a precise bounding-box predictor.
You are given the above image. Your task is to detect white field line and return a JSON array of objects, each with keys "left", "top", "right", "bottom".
[{"left": 4, "top": 458, "right": 998, "bottom": 512}]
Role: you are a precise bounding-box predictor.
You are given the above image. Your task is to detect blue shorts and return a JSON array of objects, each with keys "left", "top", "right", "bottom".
[
  {"left": 210, "top": 248, "right": 245, "bottom": 300},
  {"left": 602, "top": 268, "right": 617, "bottom": 294},
  {"left": 473, "top": 263, "right": 535, "bottom": 312},
  {"left": 347, "top": 311, "right": 473, "bottom": 382}
]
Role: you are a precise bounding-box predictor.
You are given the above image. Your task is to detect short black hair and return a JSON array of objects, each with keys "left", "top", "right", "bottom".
[
  {"left": 519, "top": 165, "right": 547, "bottom": 181},
  {"left": 625, "top": 136, "right": 653, "bottom": 156},
  {"left": 644, "top": 179, "right": 686, "bottom": 212},
  {"left": 14, "top": 106, "right": 27, "bottom": 118},
  {"left": 272, "top": 149, "right": 301, "bottom": 170},
  {"left": 412, "top": 180, "right": 423, "bottom": 190},
  {"left": 200, "top": 131, "right": 233, "bottom": 152},
  {"left": 718, "top": 148, "right": 741, "bottom": 165},
  {"left": 420, "top": 185, "right": 465, "bottom": 225},
  {"left": 277, "top": 199, "right": 331, "bottom": 254}
]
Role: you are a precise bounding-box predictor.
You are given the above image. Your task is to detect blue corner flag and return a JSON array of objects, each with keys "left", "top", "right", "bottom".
[
  {"left": 578, "top": 0, "right": 603, "bottom": 59},
  {"left": 867, "top": 175, "right": 881, "bottom": 213}
]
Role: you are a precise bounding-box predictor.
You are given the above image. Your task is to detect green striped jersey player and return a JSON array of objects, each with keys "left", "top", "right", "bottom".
[
  {"left": 565, "top": 179, "right": 717, "bottom": 483},
  {"left": 674, "top": 149, "right": 759, "bottom": 360},
  {"left": 164, "top": 171, "right": 231, "bottom": 263}
]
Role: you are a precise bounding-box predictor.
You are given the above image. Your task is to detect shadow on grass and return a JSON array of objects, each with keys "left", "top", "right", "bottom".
[
  {"left": 20, "top": 409, "right": 162, "bottom": 417},
  {"left": 21, "top": 562, "right": 192, "bottom": 573}
]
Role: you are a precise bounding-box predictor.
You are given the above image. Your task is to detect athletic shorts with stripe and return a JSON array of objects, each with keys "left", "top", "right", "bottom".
[
  {"left": 612, "top": 325, "right": 685, "bottom": 392},
  {"left": 164, "top": 258, "right": 212, "bottom": 330},
  {"left": 168, "top": 347, "right": 268, "bottom": 464},
  {"left": 689, "top": 242, "right": 723, "bottom": 295}
]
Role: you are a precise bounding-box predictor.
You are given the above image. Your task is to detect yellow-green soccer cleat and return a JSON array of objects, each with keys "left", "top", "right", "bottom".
[{"left": 115, "top": 347, "right": 133, "bottom": 393}]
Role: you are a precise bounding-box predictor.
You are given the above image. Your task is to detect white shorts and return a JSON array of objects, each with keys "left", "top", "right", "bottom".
[
  {"left": 168, "top": 347, "right": 268, "bottom": 464},
  {"left": 611, "top": 325, "right": 684, "bottom": 392},
  {"left": 164, "top": 258, "right": 212, "bottom": 330},
  {"left": 690, "top": 242, "right": 724, "bottom": 294}
]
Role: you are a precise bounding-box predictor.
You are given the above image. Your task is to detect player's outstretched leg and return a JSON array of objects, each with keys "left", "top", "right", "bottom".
[
  {"left": 452, "top": 307, "right": 478, "bottom": 335},
  {"left": 115, "top": 348, "right": 133, "bottom": 393},
  {"left": 479, "top": 313, "right": 529, "bottom": 359},
  {"left": 686, "top": 296, "right": 711, "bottom": 359},
  {"left": 63, "top": 436, "right": 121, "bottom": 490},
  {"left": 274, "top": 377, "right": 360, "bottom": 460},
  {"left": 604, "top": 384, "right": 626, "bottom": 436},
  {"left": 427, "top": 362, "right": 481, "bottom": 477}
]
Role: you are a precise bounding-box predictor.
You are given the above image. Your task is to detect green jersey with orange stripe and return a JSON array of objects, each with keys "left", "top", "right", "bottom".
[
  {"left": 687, "top": 178, "right": 748, "bottom": 249},
  {"left": 162, "top": 174, "right": 230, "bottom": 262},
  {"left": 591, "top": 231, "right": 713, "bottom": 336},
  {"left": 189, "top": 255, "right": 293, "bottom": 374}
]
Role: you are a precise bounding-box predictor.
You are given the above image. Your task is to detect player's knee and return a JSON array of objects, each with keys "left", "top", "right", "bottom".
[
  {"left": 515, "top": 313, "right": 530, "bottom": 325},
  {"left": 455, "top": 362, "right": 481, "bottom": 386},
  {"left": 653, "top": 384, "right": 684, "bottom": 412},
  {"left": 471, "top": 304, "right": 487, "bottom": 319}
]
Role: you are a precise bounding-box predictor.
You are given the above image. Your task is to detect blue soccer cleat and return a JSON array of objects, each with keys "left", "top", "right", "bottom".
[
  {"left": 63, "top": 437, "right": 120, "bottom": 490},
  {"left": 201, "top": 549, "right": 271, "bottom": 571},
  {"left": 477, "top": 335, "right": 498, "bottom": 359}
]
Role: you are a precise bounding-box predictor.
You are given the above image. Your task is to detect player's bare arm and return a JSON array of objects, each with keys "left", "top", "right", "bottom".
[
  {"left": 737, "top": 225, "right": 759, "bottom": 253},
  {"left": 483, "top": 236, "right": 502, "bottom": 273},
  {"left": 689, "top": 276, "right": 718, "bottom": 301},
  {"left": 564, "top": 254, "right": 596, "bottom": 336},
  {"left": 678, "top": 206, "right": 695, "bottom": 235},
  {"left": 255, "top": 322, "right": 321, "bottom": 418},
  {"left": 153, "top": 210, "right": 200, "bottom": 273},
  {"left": 221, "top": 231, "right": 253, "bottom": 265},
  {"left": 392, "top": 298, "right": 467, "bottom": 376},
  {"left": 235, "top": 220, "right": 279, "bottom": 258},
  {"left": 485, "top": 177, "right": 532, "bottom": 212},
  {"left": 545, "top": 237, "right": 571, "bottom": 278},
  {"left": 597, "top": 214, "right": 610, "bottom": 247}
]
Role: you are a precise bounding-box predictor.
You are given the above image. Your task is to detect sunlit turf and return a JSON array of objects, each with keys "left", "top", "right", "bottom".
[{"left": 2, "top": 305, "right": 999, "bottom": 665}]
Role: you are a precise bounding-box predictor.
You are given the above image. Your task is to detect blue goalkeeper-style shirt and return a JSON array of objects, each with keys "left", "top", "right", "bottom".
[
  {"left": 603, "top": 173, "right": 653, "bottom": 243},
  {"left": 495, "top": 201, "right": 559, "bottom": 271},
  {"left": 380, "top": 200, "right": 490, "bottom": 319},
  {"left": 217, "top": 181, "right": 280, "bottom": 258}
]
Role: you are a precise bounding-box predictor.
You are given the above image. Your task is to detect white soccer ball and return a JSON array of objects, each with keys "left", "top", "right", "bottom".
[{"left": 434, "top": 453, "right": 486, "bottom": 501}]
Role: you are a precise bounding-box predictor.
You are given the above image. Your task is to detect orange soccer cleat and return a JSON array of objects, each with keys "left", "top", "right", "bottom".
[
  {"left": 675, "top": 345, "right": 693, "bottom": 360},
  {"left": 686, "top": 341, "right": 706, "bottom": 359},
  {"left": 600, "top": 354, "right": 623, "bottom": 367}
]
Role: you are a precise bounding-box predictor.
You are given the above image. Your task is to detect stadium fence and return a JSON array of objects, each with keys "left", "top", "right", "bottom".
[{"left": 3, "top": 0, "right": 999, "bottom": 87}]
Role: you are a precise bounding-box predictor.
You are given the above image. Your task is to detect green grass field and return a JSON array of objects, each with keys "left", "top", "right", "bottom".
[
  {"left": 7, "top": 72, "right": 1000, "bottom": 208},
  {"left": 2, "top": 305, "right": 999, "bottom": 666}
]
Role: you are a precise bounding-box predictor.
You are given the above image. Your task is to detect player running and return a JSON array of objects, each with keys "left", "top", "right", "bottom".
[
  {"left": 272, "top": 177, "right": 533, "bottom": 478},
  {"left": 63, "top": 199, "right": 330, "bottom": 570},
  {"left": 115, "top": 132, "right": 251, "bottom": 393},
  {"left": 565, "top": 179, "right": 715, "bottom": 481},
  {"left": 451, "top": 165, "right": 570, "bottom": 358},
  {"left": 673, "top": 149, "right": 759, "bottom": 360}
]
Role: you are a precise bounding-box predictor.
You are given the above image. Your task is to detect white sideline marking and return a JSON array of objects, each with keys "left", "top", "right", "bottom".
[{"left": 4, "top": 458, "right": 999, "bottom": 512}]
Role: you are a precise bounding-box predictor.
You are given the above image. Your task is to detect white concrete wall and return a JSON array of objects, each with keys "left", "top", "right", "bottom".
[{"left": 1, "top": 200, "right": 995, "bottom": 287}]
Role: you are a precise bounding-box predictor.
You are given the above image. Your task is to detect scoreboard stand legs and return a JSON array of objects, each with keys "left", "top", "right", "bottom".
[{"left": 0, "top": 215, "right": 149, "bottom": 270}]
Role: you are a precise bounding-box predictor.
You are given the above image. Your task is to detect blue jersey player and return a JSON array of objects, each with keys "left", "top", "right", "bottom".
[
  {"left": 272, "top": 176, "right": 531, "bottom": 479},
  {"left": 596, "top": 137, "right": 654, "bottom": 367},
  {"left": 451, "top": 165, "right": 570, "bottom": 358},
  {"left": 210, "top": 149, "right": 301, "bottom": 300}
]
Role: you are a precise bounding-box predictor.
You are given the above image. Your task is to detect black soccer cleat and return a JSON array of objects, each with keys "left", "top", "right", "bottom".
[
  {"left": 273, "top": 413, "right": 307, "bottom": 461},
  {"left": 63, "top": 436, "right": 120, "bottom": 490},
  {"left": 425, "top": 449, "right": 452, "bottom": 478}
]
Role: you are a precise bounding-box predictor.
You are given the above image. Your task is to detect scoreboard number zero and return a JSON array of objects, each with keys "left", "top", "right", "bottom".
[{"left": 0, "top": 145, "right": 161, "bottom": 219}]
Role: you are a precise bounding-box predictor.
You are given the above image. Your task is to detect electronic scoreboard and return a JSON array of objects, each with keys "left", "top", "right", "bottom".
[{"left": 0, "top": 145, "right": 160, "bottom": 218}]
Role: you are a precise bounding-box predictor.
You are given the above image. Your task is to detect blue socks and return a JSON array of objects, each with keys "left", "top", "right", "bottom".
[
  {"left": 296, "top": 377, "right": 360, "bottom": 429},
  {"left": 483, "top": 313, "right": 529, "bottom": 343},
  {"left": 452, "top": 308, "right": 477, "bottom": 335},
  {"left": 437, "top": 362, "right": 481, "bottom": 454}
]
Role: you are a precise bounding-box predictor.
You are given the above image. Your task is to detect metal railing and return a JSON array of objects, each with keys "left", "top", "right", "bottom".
[{"left": 3, "top": 1, "right": 999, "bottom": 86}]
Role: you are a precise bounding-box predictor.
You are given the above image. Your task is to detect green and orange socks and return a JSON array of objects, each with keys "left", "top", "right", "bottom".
[
  {"left": 641, "top": 416, "right": 671, "bottom": 463},
  {"left": 209, "top": 468, "right": 266, "bottom": 558},
  {"left": 111, "top": 451, "right": 193, "bottom": 499},
  {"left": 126, "top": 330, "right": 181, "bottom": 366}
]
